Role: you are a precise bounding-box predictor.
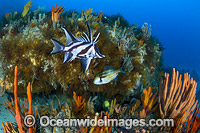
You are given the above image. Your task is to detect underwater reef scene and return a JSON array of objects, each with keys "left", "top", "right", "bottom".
[{"left": 0, "top": 1, "right": 199, "bottom": 133}]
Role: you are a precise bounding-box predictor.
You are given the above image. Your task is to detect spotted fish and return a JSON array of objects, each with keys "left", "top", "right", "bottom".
[{"left": 50, "top": 24, "right": 105, "bottom": 72}]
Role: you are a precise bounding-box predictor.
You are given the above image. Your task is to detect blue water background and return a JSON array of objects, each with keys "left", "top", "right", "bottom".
[{"left": 0, "top": 0, "right": 200, "bottom": 77}]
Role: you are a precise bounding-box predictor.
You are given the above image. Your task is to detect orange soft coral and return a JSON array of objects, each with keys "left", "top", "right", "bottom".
[
  {"left": 140, "top": 87, "right": 158, "bottom": 118},
  {"left": 158, "top": 68, "right": 198, "bottom": 122},
  {"left": 14, "top": 66, "right": 25, "bottom": 133},
  {"left": 1, "top": 66, "right": 38, "bottom": 133},
  {"left": 51, "top": 4, "right": 64, "bottom": 23},
  {"left": 73, "top": 91, "right": 86, "bottom": 114}
]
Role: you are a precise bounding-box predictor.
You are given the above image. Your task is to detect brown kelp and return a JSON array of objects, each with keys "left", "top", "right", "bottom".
[{"left": 0, "top": 7, "right": 163, "bottom": 101}]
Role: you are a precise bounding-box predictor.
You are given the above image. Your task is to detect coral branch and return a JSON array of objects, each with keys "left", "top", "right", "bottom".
[
  {"left": 14, "top": 66, "right": 25, "bottom": 133},
  {"left": 2, "top": 66, "right": 38, "bottom": 133},
  {"left": 158, "top": 68, "right": 198, "bottom": 123},
  {"left": 140, "top": 87, "right": 158, "bottom": 118},
  {"left": 27, "top": 82, "right": 33, "bottom": 133},
  {"left": 51, "top": 4, "right": 64, "bottom": 23},
  {"left": 185, "top": 104, "right": 200, "bottom": 133}
]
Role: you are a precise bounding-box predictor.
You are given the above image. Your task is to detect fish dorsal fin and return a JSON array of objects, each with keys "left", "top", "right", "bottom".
[
  {"left": 62, "top": 27, "right": 77, "bottom": 45},
  {"left": 76, "top": 35, "right": 88, "bottom": 42},
  {"left": 80, "top": 58, "right": 91, "bottom": 73},
  {"left": 87, "top": 24, "right": 92, "bottom": 42},
  {"left": 94, "top": 44, "right": 105, "bottom": 58},
  {"left": 104, "top": 65, "right": 115, "bottom": 70}
]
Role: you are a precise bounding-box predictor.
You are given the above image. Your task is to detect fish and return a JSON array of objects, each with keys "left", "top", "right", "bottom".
[
  {"left": 93, "top": 66, "right": 125, "bottom": 85},
  {"left": 50, "top": 24, "right": 105, "bottom": 73}
]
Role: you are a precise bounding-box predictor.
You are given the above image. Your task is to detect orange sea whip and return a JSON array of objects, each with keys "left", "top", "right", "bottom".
[
  {"left": 27, "top": 82, "right": 33, "bottom": 133},
  {"left": 1, "top": 122, "right": 7, "bottom": 133},
  {"left": 51, "top": 4, "right": 64, "bottom": 23},
  {"left": 14, "top": 66, "right": 25, "bottom": 133}
]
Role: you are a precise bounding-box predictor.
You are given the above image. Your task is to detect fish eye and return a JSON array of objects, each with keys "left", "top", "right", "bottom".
[{"left": 100, "top": 77, "right": 102, "bottom": 82}]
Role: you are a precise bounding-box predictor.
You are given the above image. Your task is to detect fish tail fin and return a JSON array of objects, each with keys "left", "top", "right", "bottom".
[
  {"left": 50, "top": 39, "right": 65, "bottom": 55},
  {"left": 120, "top": 67, "right": 126, "bottom": 73}
]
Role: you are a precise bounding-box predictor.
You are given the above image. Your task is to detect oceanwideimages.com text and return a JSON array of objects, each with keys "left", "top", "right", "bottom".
[{"left": 37, "top": 116, "right": 174, "bottom": 129}]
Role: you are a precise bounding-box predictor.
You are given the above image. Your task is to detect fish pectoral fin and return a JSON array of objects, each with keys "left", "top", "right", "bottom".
[
  {"left": 63, "top": 52, "right": 73, "bottom": 64},
  {"left": 80, "top": 58, "right": 91, "bottom": 73},
  {"left": 113, "top": 76, "right": 118, "bottom": 82}
]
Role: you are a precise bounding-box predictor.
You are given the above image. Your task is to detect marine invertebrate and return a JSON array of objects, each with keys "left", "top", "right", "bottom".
[
  {"left": 91, "top": 112, "right": 112, "bottom": 133},
  {"left": 22, "top": 1, "right": 33, "bottom": 17},
  {"left": 109, "top": 98, "right": 116, "bottom": 115},
  {"left": 158, "top": 68, "right": 198, "bottom": 123},
  {"left": 83, "top": 8, "right": 93, "bottom": 21},
  {"left": 95, "top": 11, "right": 103, "bottom": 22},
  {"left": 79, "top": 112, "right": 112, "bottom": 133},
  {"left": 51, "top": 4, "right": 64, "bottom": 23},
  {"left": 30, "top": 22, "right": 36, "bottom": 28},
  {"left": 141, "top": 23, "right": 151, "bottom": 40},
  {"left": 0, "top": 78, "right": 6, "bottom": 96},
  {"left": 170, "top": 104, "right": 200, "bottom": 133},
  {"left": 1, "top": 122, "right": 17, "bottom": 133},
  {"left": 184, "top": 104, "right": 200, "bottom": 133},
  {"left": 129, "top": 100, "right": 141, "bottom": 117},
  {"left": 2, "top": 66, "right": 38, "bottom": 133},
  {"left": 140, "top": 87, "right": 158, "bottom": 118},
  {"left": 5, "top": 13, "right": 10, "bottom": 19},
  {"left": 114, "top": 104, "right": 127, "bottom": 117},
  {"left": 14, "top": 67, "right": 25, "bottom": 133},
  {"left": 72, "top": 92, "right": 87, "bottom": 117},
  {"left": 122, "top": 55, "right": 134, "bottom": 72}
]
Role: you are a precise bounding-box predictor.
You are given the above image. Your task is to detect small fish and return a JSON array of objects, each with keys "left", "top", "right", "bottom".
[
  {"left": 93, "top": 66, "right": 125, "bottom": 85},
  {"left": 51, "top": 24, "right": 105, "bottom": 73}
]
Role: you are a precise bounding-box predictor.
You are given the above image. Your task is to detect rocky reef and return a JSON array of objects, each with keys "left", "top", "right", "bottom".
[
  {"left": 0, "top": 6, "right": 163, "bottom": 101},
  {"left": 1, "top": 66, "right": 199, "bottom": 133},
  {"left": 0, "top": 4, "right": 200, "bottom": 133}
]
